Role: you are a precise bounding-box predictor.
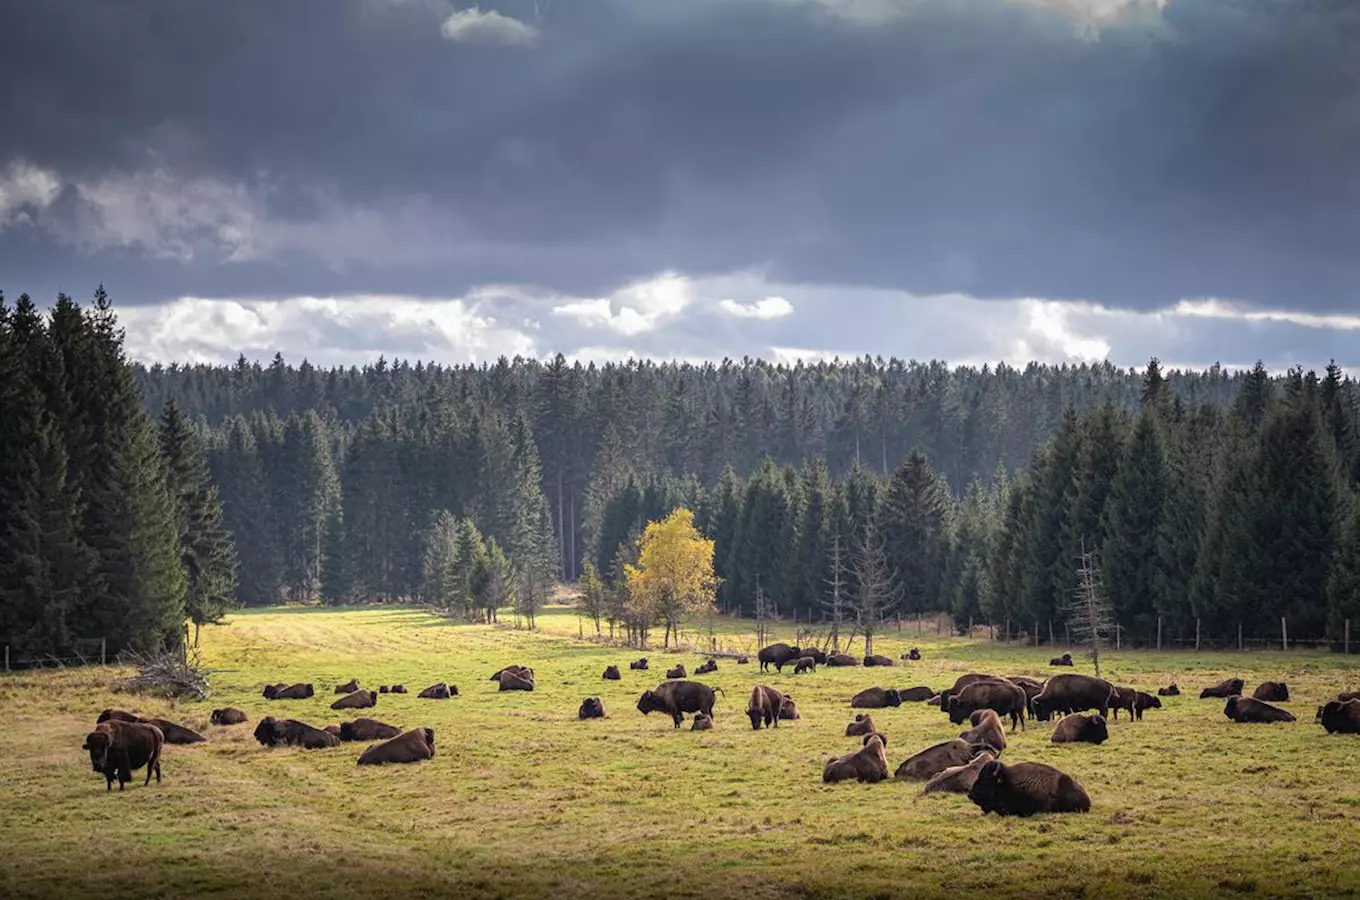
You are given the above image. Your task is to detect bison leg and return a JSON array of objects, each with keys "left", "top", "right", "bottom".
[{"left": 672, "top": 710, "right": 684, "bottom": 728}]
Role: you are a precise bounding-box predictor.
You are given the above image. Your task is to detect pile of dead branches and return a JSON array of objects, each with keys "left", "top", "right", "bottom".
[{"left": 113, "top": 646, "right": 210, "bottom": 700}]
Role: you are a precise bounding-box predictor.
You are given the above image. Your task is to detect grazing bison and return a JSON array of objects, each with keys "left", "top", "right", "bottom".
[
  {"left": 825, "top": 653, "right": 860, "bottom": 667},
  {"left": 1158, "top": 684, "right": 1180, "bottom": 697},
  {"left": 357, "top": 727, "right": 435, "bottom": 765},
  {"left": 630, "top": 658, "right": 649, "bottom": 671},
  {"left": 637, "top": 681, "right": 725, "bottom": 728},
  {"left": 695, "top": 659, "right": 718, "bottom": 675},
  {"left": 665, "top": 664, "right": 688, "bottom": 680},
  {"left": 1224, "top": 696, "right": 1296, "bottom": 723},
  {"left": 793, "top": 657, "right": 817, "bottom": 675},
  {"left": 264, "top": 682, "right": 314, "bottom": 700},
  {"left": 83, "top": 720, "right": 163, "bottom": 792},
  {"left": 1319, "top": 699, "right": 1360, "bottom": 734},
  {"left": 692, "top": 713, "right": 714, "bottom": 731},
  {"left": 757, "top": 642, "right": 801, "bottom": 673},
  {"left": 748, "top": 685, "right": 789, "bottom": 729},
  {"left": 418, "top": 682, "right": 456, "bottom": 699},
  {"left": 824, "top": 733, "right": 890, "bottom": 784},
  {"left": 331, "top": 689, "right": 378, "bottom": 711},
  {"left": 923, "top": 749, "right": 997, "bottom": 795},
  {"left": 253, "top": 716, "right": 341, "bottom": 749},
  {"left": 498, "top": 671, "right": 535, "bottom": 692},
  {"left": 490, "top": 665, "right": 535, "bottom": 684},
  {"left": 390, "top": 684, "right": 408, "bottom": 694},
  {"left": 578, "top": 697, "right": 607, "bottom": 720},
  {"left": 1199, "top": 678, "right": 1245, "bottom": 699},
  {"left": 1033, "top": 673, "right": 1117, "bottom": 721},
  {"left": 897, "top": 686, "right": 936, "bottom": 703},
  {"left": 334, "top": 678, "right": 360, "bottom": 694},
  {"left": 967, "top": 760, "right": 1091, "bottom": 816},
  {"left": 851, "top": 687, "right": 903, "bottom": 709},
  {"left": 603, "top": 665, "right": 621, "bottom": 681},
  {"left": 1051, "top": 713, "right": 1108, "bottom": 744},
  {"left": 1252, "top": 681, "right": 1290, "bottom": 702},
  {"left": 339, "top": 718, "right": 402, "bottom": 742},
  {"left": 1050, "top": 653, "right": 1074, "bottom": 667},
  {"left": 959, "top": 709, "right": 1007, "bottom": 754},
  {"left": 845, "top": 714, "right": 878, "bottom": 737},
  {"left": 864, "top": 654, "right": 894, "bottom": 667},
  {"left": 211, "top": 708, "right": 247, "bottom": 726},
  {"left": 948, "top": 679, "right": 1028, "bottom": 731},
  {"left": 894, "top": 738, "right": 975, "bottom": 780},
  {"left": 1108, "top": 687, "right": 1138, "bottom": 721},
  {"left": 800, "top": 648, "right": 828, "bottom": 665},
  {"left": 1133, "top": 692, "right": 1162, "bottom": 720}
]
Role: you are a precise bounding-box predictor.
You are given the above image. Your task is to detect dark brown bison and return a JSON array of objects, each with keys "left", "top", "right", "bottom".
[
  {"left": 695, "top": 659, "right": 718, "bottom": 675},
  {"left": 937, "top": 673, "right": 999, "bottom": 712},
  {"left": 264, "top": 682, "right": 314, "bottom": 700},
  {"left": 325, "top": 724, "right": 342, "bottom": 738},
  {"left": 1158, "top": 684, "right": 1180, "bottom": 696},
  {"left": 864, "top": 654, "right": 894, "bottom": 667},
  {"left": 800, "top": 648, "right": 828, "bottom": 665},
  {"left": 1252, "top": 681, "right": 1289, "bottom": 702},
  {"left": 603, "top": 665, "right": 621, "bottom": 681},
  {"left": 579, "top": 697, "right": 607, "bottom": 720},
  {"left": 1319, "top": 699, "right": 1360, "bottom": 734},
  {"left": 96, "top": 709, "right": 143, "bottom": 724},
  {"left": 498, "top": 670, "right": 535, "bottom": 692},
  {"left": 905, "top": 648, "right": 921, "bottom": 661},
  {"left": 331, "top": 689, "right": 378, "bottom": 710},
  {"left": 959, "top": 709, "right": 1007, "bottom": 754},
  {"left": 334, "top": 678, "right": 360, "bottom": 694},
  {"left": 1051, "top": 713, "right": 1108, "bottom": 744},
  {"left": 948, "top": 679, "right": 1027, "bottom": 731},
  {"left": 968, "top": 760, "right": 1091, "bottom": 816},
  {"left": 923, "top": 748, "right": 997, "bottom": 795},
  {"left": 779, "top": 696, "right": 801, "bottom": 721},
  {"left": 490, "top": 665, "right": 535, "bottom": 684},
  {"left": 418, "top": 682, "right": 456, "bottom": 699},
  {"left": 757, "top": 642, "right": 800, "bottom": 673},
  {"left": 894, "top": 738, "right": 975, "bottom": 780},
  {"left": 1337, "top": 691, "right": 1360, "bottom": 703},
  {"left": 1224, "top": 696, "right": 1296, "bottom": 723},
  {"left": 692, "top": 713, "right": 714, "bottom": 731},
  {"left": 748, "top": 685, "right": 786, "bottom": 730},
  {"left": 637, "top": 681, "right": 725, "bottom": 728},
  {"left": 630, "top": 658, "right": 649, "bottom": 670},
  {"left": 1033, "top": 673, "right": 1117, "bottom": 721},
  {"left": 83, "top": 720, "right": 163, "bottom": 792},
  {"left": 897, "top": 686, "right": 936, "bottom": 703},
  {"left": 390, "top": 684, "right": 408, "bottom": 694},
  {"left": 1199, "top": 678, "right": 1245, "bottom": 699},
  {"left": 1133, "top": 692, "right": 1162, "bottom": 720},
  {"left": 824, "top": 733, "right": 889, "bottom": 784},
  {"left": 825, "top": 653, "right": 860, "bottom": 667},
  {"left": 211, "top": 708, "right": 247, "bottom": 726},
  {"left": 861, "top": 731, "right": 888, "bottom": 748},
  {"left": 851, "top": 687, "right": 902, "bottom": 709},
  {"left": 845, "top": 714, "right": 878, "bottom": 737},
  {"left": 1006, "top": 676, "right": 1045, "bottom": 716},
  {"left": 736, "top": 656, "right": 750, "bottom": 665},
  {"left": 665, "top": 664, "right": 687, "bottom": 680},
  {"left": 793, "top": 657, "right": 817, "bottom": 674},
  {"left": 357, "top": 727, "right": 435, "bottom": 765},
  {"left": 1049, "top": 653, "right": 1074, "bottom": 667},
  {"left": 95, "top": 710, "right": 203, "bottom": 745},
  {"left": 379, "top": 686, "right": 390, "bottom": 694},
  {"left": 1108, "top": 686, "right": 1138, "bottom": 721},
  {"left": 253, "top": 716, "right": 341, "bottom": 749},
  {"left": 339, "top": 718, "right": 402, "bottom": 741}
]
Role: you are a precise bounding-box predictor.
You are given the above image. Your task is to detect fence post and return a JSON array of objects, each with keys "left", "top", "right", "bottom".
[
  {"left": 1049, "top": 620, "right": 1055, "bottom": 645},
  {"left": 4, "top": 645, "right": 7, "bottom": 672},
  {"left": 1281, "top": 617, "right": 1288, "bottom": 652},
  {"left": 1065, "top": 623, "right": 1071, "bottom": 646},
  {"left": 1116, "top": 624, "right": 1121, "bottom": 651},
  {"left": 968, "top": 615, "right": 973, "bottom": 638},
  {"left": 1156, "top": 616, "right": 1162, "bottom": 652},
  {"left": 1238, "top": 622, "right": 1243, "bottom": 652},
  {"left": 1034, "top": 619, "right": 1039, "bottom": 647},
  {"left": 1195, "top": 618, "right": 1201, "bottom": 651},
  {"left": 1347, "top": 619, "right": 1351, "bottom": 655},
  {"left": 101, "top": 638, "right": 106, "bottom": 666},
  {"left": 1004, "top": 619, "right": 1010, "bottom": 644}
]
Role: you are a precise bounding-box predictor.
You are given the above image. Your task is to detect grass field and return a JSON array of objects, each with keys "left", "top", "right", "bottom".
[{"left": 4, "top": 604, "right": 1360, "bottom": 900}]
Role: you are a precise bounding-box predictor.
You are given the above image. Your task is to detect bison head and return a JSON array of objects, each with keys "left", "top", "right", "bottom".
[
  {"left": 637, "top": 690, "right": 662, "bottom": 715},
  {"left": 1085, "top": 714, "right": 1109, "bottom": 744},
  {"left": 253, "top": 717, "right": 280, "bottom": 746},
  {"left": 967, "top": 760, "right": 1007, "bottom": 814},
  {"left": 82, "top": 729, "right": 111, "bottom": 772},
  {"left": 862, "top": 731, "right": 886, "bottom": 748},
  {"left": 339, "top": 722, "right": 356, "bottom": 741},
  {"left": 422, "top": 728, "right": 436, "bottom": 746},
  {"left": 885, "top": 689, "right": 902, "bottom": 707},
  {"left": 947, "top": 701, "right": 969, "bottom": 726}
]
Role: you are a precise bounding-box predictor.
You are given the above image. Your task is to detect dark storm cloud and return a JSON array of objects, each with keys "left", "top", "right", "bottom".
[{"left": 1, "top": 0, "right": 1358, "bottom": 310}]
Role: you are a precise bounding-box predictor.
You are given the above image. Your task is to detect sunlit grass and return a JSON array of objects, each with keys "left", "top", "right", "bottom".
[{"left": 3, "top": 604, "right": 1360, "bottom": 899}]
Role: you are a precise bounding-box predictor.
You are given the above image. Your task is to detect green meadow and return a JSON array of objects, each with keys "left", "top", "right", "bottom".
[{"left": 3, "top": 605, "right": 1360, "bottom": 900}]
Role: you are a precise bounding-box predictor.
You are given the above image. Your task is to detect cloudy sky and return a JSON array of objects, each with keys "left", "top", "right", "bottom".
[{"left": 2, "top": 0, "right": 1357, "bottom": 371}]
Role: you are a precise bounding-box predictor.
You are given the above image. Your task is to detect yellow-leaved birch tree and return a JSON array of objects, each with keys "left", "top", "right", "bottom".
[{"left": 624, "top": 508, "right": 719, "bottom": 648}]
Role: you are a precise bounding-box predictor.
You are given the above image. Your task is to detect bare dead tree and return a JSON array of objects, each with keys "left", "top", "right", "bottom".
[
  {"left": 755, "top": 574, "right": 770, "bottom": 650},
  {"left": 849, "top": 520, "right": 904, "bottom": 657},
  {"left": 820, "top": 534, "right": 851, "bottom": 652},
  {"left": 1063, "top": 536, "right": 1117, "bottom": 679}
]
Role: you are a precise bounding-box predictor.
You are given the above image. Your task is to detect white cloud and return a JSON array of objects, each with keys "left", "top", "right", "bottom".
[
  {"left": 0, "top": 161, "right": 61, "bottom": 226},
  {"left": 1169, "top": 298, "right": 1360, "bottom": 332},
  {"left": 550, "top": 272, "right": 693, "bottom": 336},
  {"left": 440, "top": 7, "right": 540, "bottom": 46},
  {"left": 1005, "top": 298, "right": 1113, "bottom": 364},
  {"left": 718, "top": 296, "right": 794, "bottom": 320},
  {"left": 769, "top": 345, "right": 842, "bottom": 365}
]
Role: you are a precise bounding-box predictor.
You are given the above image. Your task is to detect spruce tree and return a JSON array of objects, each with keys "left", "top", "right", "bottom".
[
  {"left": 1326, "top": 492, "right": 1360, "bottom": 647},
  {"left": 217, "top": 417, "right": 284, "bottom": 606},
  {"left": 1100, "top": 409, "right": 1167, "bottom": 642},
  {"left": 879, "top": 448, "right": 952, "bottom": 618},
  {"left": 319, "top": 505, "right": 356, "bottom": 606}
]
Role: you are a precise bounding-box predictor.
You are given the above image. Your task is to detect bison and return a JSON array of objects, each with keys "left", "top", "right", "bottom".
[
  {"left": 331, "top": 689, "right": 378, "bottom": 710},
  {"left": 825, "top": 653, "right": 860, "bottom": 667},
  {"left": 578, "top": 697, "right": 607, "bottom": 720},
  {"left": 959, "top": 709, "right": 1007, "bottom": 754},
  {"left": 906, "top": 648, "right": 922, "bottom": 661},
  {"left": 1319, "top": 699, "right": 1360, "bottom": 734},
  {"left": 851, "top": 687, "right": 902, "bottom": 709},
  {"left": 736, "top": 656, "right": 750, "bottom": 665},
  {"left": 1157, "top": 684, "right": 1180, "bottom": 697},
  {"left": 325, "top": 725, "right": 342, "bottom": 738},
  {"left": 923, "top": 749, "right": 997, "bottom": 795},
  {"left": 793, "top": 657, "right": 817, "bottom": 675},
  {"left": 211, "top": 708, "right": 247, "bottom": 726},
  {"left": 95, "top": 710, "right": 202, "bottom": 745},
  {"left": 1033, "top": 673, "right": 1117, "bottom": 721},
  {"left": 779, "top": 696, "right": 801, "bottom": 721},
  {"left": 95, "top": 709, "right": 142, "bottom": 724},
  {"left": 339, "top": 718, "right": 402, "bottom": 741},
  {"left": 253, "top": 716, "right": 340, "bottom": 749},
  {"left": 665, "top": 664, "right": 688, "bottom": 680},
  {"left": 824, "top": 733, "right": 889, "bottom": 784},
  {"left": 747, "top": 685, "right": 788, "bottom": 729},
  {"left": 490, "top": 665, "right": 535, "bottom": 684},
  {"left": 1006, "top": 676, "right": 1044, "bottom": 717},
  {"left": 498, "top": 670, "right": 535, "bottom": 692},
  {"left": 630, "top": 658, "right": 649, "bottom": 671},
  {"left": 800, "top": 648, "right": 828, "bottom": 665},
  {"left": 1108, "top": 687, "right": 1138, "bottom": 721},
  {"left": 894, "top": 738, "right": 975, "bottom": 780},
  {"left": 637, "top": 681, "right": 725, "bottom": 728},
  {"left": 379, "top": 686, "right": 390, "bottom": 694},
  {"left": 864, "top": 654, "right": 894, "bottom": 667},
  {"left": 948, "top": 679, "right": 1028, "bottom": 731},
  {"left": 83, "top": 720, "right": 163, "bottom": 792},
  {"left": 1252, "top": 681, "right": 1290, "bottom": 702},
  {"left": 418, "top": 682, "right": 456, "bottom": 699},
  {"left": 897, "top": 686, "right": 936, "bottom": 703},
  {"left": 357, "top": 727, "right": 435, "bottom": 765},
  {"left": 695, "top": 659, "right": 718, "bottom": 675},
  {"left": 967, "top": 760, "right": 1091, "bottom": 816},
  {"left": 1133, "top": 692, "right": 1162, "bottom": 721},
  {"left": 1051, "top": 713, "right": 1108, "bottom": 744},
  {"left": 757, "top": 642, "right": 801, "bottom": 673},
  {"left": 390, "top": 684, "right": 408, "bottom": 694},
  {"left": 603, "top": 665, "right": 621, "bottom": 681},
  {"left": 845, "top": 714, "right": 877, "bottom": 737},
  {"left": 692, "top": 713, "right": 714, "bottom": 731},
  {"left": 1224, "top": 696, "right": 1296, "bottom": 724},
  {"left": 334, "top": 678, "right": 360, "bottom": 694},
  {"left": 1199, "top": 678, "right": 1245, "bottom": 699},
  {"left": 1050, "top": 653, "right": 1074, "bottom": 667},
  {"left": 264, "top": 682, "right": 314, "bottom": 700}
]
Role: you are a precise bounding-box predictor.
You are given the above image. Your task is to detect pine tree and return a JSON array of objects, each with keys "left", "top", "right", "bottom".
[
  {"left": 217, "top": 417, "right": 284, "bottom": 606},
  {"left": 319, "top": 505, "right": 356, "bottom": 606},
  {"left": 879, "top": 448, "right": 952, "bottom": 618},
  {"left": 1100, "top": 409, "right": 1167, "bottom": 642},
  {"left": 419, "top": 510, "right": 463, "bottom": 609},
  {"left": 279, "top": 412, "right": 338, "bottom": 602},
  {"left": 1326, "top": 492, "right": 1360, "bottom": 647},
  {"left": 577, "top": 559, "right": 607, "bottom": 634},
  {"left": 943, "top": 476, "right": 991, "bottom": 634}
]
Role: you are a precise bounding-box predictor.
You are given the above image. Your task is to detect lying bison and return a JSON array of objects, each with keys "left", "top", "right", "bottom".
[
  {"left": 691, "top": 713, "right": 714, "bottom": 731},
  {"left": 800, "top": 648, "right": 828, "bottom": 665},
  {"left": 334, "top": 678, "right": 360, "bottom": 694},
  {"left": 418, "top": 682, "right": 456, "bottom": 699},
  {"left": 579, "top": 697, "right": 607, "bottom": 720},
  {"left": 357, "top": 727, "right": 435, "bottom": 765},
  {"left": 637, "top": 681, "right": 725, "bottom": 728},
  {"left": 824, "top": 733, "right": 889, "bottom": 784},
  {"left": 851, "top": 687, "right": 902, "bottom": 709},
  {"left": 864, "top": 654, "right": 894, "bottom": 667},
  {"left": 1199, "top": 678, "right": 1245, "bottom": 699},
  {"left": 95, "top": 710, "right": 203, "bottom": 745},
  {"left": 1133, "top": 692, "right": 1162, "bottom": 721},
  {"left": 1319, "top": 699, "right": 1360, "bottom": 734},
  {"left": 498, "top": 670, "right": 535, "bottom": 692},
  {"left": 338, "top": 718, "right": 401, "bottom": 742},
  {"left": 923, "top": 749, "right": 997, "bottom": 795},
  {"left": 757, "top": 642, "right": 801, "bottom": 673},
  {"left": 736, "top": 656, "right": 750, "bottom": 665},
  {"left": 780, "top": 697, "right": 801, "bottom": 721},
  {"left": 1050, "top": 653, "right": 1074, "bottom": 667},
  {"left": 211, "top": 708, "right": 247, "bottom": 726},
  {"left": 695, "top": 659, "right": 718, "bottom": 675},
  {"left": 1033, "top": 673, "right": 1117, "bottom": 721},
  {"left": 905, "top": 648, "right": 921, "bottom": 661},
  {"left": 665, "top": 664, "right": 687, "bottom": 680},
  {"left": 968, "top": 760, "right": 1090, "bottom": 816},
  {"left": 331, "top": 689, "right": 378, "bottom": 710},
  {"left": 959, "top": 709, "right": 1007, "bottom": 754},
  {"left": 379, "top": 686, "right": 390, "bottom": 694},
  {"left": 1051, "top": 713, "right": 1108, "bottom": 744},
  {"left": 253, "top": 716, "right": 340, "bottom": 749},
  {"left": 894, "top": 738, "right": 975, "bottom": 780},
  {"left": 83, "top": 720, "right": 163, "bottom": 792},
  {"left": 264, "top": 682, "right": 314, "bottom": 700},
  {"left": 793, "top": 657, "right": 817, "bottom": 675},
  {"left": 390, "top": 684, "right": 408, "bottom": 694},
  {"left": 747, "top": 685, "right": 795, "bottom": 730},
  {"left": 1252, "top": 681, "right": 1289, "bottom": 702},
  {"left": 603, "top": 665, "right": 621, "bottom": 681},
  {"left": 845, "top": 714, "right": 878, "bottom": 737},
  {"left": 630, "top": 658, "right": 649, "bottom": 671},
  {"left": 1158, "top": 684, "right": 1180, "bottom": 696},
  {"left": 825, "top": 653, "right": 860, "bottom": 667},
  {"left": 897, "top": 686, "right": 936, "bottom": 703},
  {"left": 96, "top": 709, "right": 143, "bottom": 724},
  {"left": 948, "top": 679, "right": 1027, "bottom": 731},
  {"left": 491, "top": 665, "right": 535, "bottom": 684},
  {"left": 1224, "top": 696, "right": 1296, "bottom": 723}
]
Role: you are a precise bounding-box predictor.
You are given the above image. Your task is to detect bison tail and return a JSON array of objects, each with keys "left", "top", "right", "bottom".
[{"left": 712, "top": 687, "right": 727, "bottom": 698}]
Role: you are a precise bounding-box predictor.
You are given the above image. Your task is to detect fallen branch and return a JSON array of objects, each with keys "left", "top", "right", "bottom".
[{"left": 113, "top": 646, "right": 210, "bottom": 700}]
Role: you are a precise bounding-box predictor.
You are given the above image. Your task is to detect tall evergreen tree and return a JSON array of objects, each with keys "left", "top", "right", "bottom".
[
  {"left": 1100, "top": 409, "right": 1167, "bottom": 642},
  {"left": 879, "top": 448, "right": 952, "bottom": 617},
  {"left": 217, "top": 417, "right": 284, "bottom": 606}
]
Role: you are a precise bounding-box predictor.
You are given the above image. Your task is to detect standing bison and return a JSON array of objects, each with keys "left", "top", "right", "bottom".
[
  {"left": 1132, "top": 692, "right": 1162, "bottom": 720},
  {"left": 757, "top": 643, "right": 801, "bottom": 673},
  {"left": 83, "top": 720, "right": 164, "bottom": 792},
  {"left": 824, "top": 733, "right": 889, "bottom": 784},
  {"left": 1033, "top": 673, "right": 1117, "bottom": 721},
  {"left": 1224, "top": 696, "right": 1296, "bottom": 723},
  {"left": 637, "top": 681, "right": 725, "bottom": 728},
  {"left": 793, "top": 657, "right": 817, "bottom": 675},
  {"left": 948, "top": 679, "right": 1028, "bottom": 731},
  {"left": 968, "top": 760, "right": 1091, "bottom": 816},
  {"left": 1199, "top": 678, "right": 1245, "bottom": 699}
]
